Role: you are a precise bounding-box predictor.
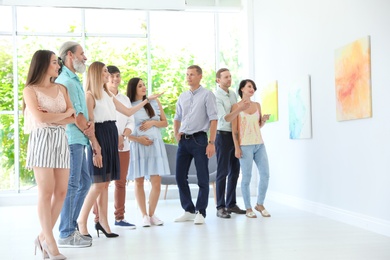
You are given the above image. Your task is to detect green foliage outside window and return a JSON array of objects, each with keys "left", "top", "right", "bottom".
[
  {"left": 87, "top": 38, "right": 217, "bottom": 144},
  {"left": 0, "top": 36, "right": 219, "bottom": 189}
]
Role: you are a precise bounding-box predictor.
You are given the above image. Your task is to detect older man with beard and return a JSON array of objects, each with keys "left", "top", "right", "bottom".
[{"left": 56, "top": 41, "right": 94, "bottom": 248}]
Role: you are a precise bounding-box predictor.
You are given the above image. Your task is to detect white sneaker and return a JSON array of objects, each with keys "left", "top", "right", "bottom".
[
  {"left": 174, "top": 211, "right": 196, "bottom": 222},
  {"left": 142, "top": 215, "right": 151, "bottom": 227},
  {"left": 194, "top": 212, "right": 205, "bottom": 225},
  {"left": 150, "top": 215, "right": 164, "bottom": 226}
]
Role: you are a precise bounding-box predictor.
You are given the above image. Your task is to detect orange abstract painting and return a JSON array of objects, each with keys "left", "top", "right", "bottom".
[{"left": 334, "top": 36, "right": 372, "bottom": 121}]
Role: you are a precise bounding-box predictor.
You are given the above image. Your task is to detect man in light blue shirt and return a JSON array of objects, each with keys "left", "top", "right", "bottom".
[
  {"left": 56, "top": 41, "right": 93, "bottom": 248},
  {"left": 214, "top": 68, "right": 250, "bottom": 219},
  {"left": 173, "top": 65, "right": 218, "bottom": 225}
]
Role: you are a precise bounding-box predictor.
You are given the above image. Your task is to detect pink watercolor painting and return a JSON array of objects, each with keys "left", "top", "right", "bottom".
[{"left": 334, "top": 36, "right": 372, "bottom": 121}]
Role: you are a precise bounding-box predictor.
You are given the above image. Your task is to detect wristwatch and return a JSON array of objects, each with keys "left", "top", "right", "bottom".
[
  {"left": 121, "top": 134, "right": 127, "bottom": 141},
  {"left": 208, "top": 140, "right": 215, "bottom": 145}
]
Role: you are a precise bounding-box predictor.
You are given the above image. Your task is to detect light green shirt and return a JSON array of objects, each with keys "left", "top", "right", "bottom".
[
  {"left": 214, "top": 86, "right": 238, "bottom": 132},
  {"left": 55, "top": 66, "right": 89, "bottom": 145}
]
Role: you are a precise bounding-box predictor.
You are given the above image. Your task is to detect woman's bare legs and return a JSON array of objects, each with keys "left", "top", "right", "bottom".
[
  {"left": 78, "top": 182, "right": 105, "bottom": 235},
  {"left": 51, "top": 168, "right": 69, "bottom": 228},
  {"left": 148, "top": 175, "right": 161, "bottom": 217},
  {"left": 134, "top": 177, "right": 147, "bottom": 216},
  {"left": 35, "top": 167, "right": 69, "bottom": 256},
  {"left": 96, "top": 182, "right": 112, "bottom": 232}
]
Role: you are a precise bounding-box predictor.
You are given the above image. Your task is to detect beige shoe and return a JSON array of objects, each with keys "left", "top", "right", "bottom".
[
  {"left": 245, "top": 209, "right": 257, "bottom": 218},
  {"left": 255, "top": 204, "right": 271, "bottom": 217}
]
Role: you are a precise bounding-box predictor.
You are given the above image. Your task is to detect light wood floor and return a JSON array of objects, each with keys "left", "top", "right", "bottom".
[{"left": 1, "top": 193, "right": 390, "bottom": 260}]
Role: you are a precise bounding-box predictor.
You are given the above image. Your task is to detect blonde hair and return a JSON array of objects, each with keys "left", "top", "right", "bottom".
[{"left": 85, "top": 61, "right": 111, "bottom": 100}]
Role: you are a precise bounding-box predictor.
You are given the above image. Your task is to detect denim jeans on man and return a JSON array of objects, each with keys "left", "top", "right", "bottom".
[
  {"left": 59, "top": 144, "right": 91, "bottom": 238},
  {"left": 176, "top": 133, "right": 209, "bottom": 217},
  {"left": 239, "top": 144, "right": 270, "bottom": 209},
  {"left": 215, "top": 132, "right": 240, "bottom": 209}
]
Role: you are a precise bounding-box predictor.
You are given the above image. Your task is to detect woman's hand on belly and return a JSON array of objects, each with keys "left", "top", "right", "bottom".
[
  {"left": 139, "top": 120, "right": 154, "bottom": 131},
  {"left": 137, "top": 135, "right": 154, "bottom": 146}
]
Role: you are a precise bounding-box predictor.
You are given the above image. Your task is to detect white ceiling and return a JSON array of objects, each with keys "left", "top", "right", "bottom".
[{"left": 0, "top": 0, "right": 242, "bottom": 10}]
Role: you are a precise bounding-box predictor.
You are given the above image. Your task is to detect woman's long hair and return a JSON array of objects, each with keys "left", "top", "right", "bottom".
[
  {"left": 26, "top": 50, "right": 56, "bottom": 86},
  {"left": 85, "top": 61, "right": 110, "bottom": 100},
  {"left": 126, "top": 77, "right": 155, "bottom": 118},
  {"left": 23, "top": 50, "right": 56, "bottom": 111}
]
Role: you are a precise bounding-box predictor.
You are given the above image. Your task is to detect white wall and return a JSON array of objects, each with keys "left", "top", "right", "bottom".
[{"left": 250, "top": 0, "right": 390, "bottom": 236}]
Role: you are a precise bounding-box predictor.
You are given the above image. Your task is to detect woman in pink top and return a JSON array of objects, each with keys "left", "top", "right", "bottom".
[
  {"left": 231, "top": 79, "right": 271, "bottom": 219},
  {"left": 24, "top": 50, "right": 75, "bottom": 259}
]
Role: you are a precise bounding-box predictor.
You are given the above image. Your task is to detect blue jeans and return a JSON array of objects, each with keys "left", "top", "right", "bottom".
[
  {"left": 59, "top": 144, "right": 91, "bottom": 238},
  {"left": 215, "top": 132, "right": 240, "bottom": 209},
  {"left": 175, "top": 133, "right": 209, "bottom": 217},
  {"left": 239, "top": 144, "right": 270, "bottom": 209}
]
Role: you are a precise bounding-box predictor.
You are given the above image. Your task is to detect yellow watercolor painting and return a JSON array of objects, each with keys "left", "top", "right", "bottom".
[
  {"left": 334, "top": 36, "right": 372, "bottom": 121},
  {"left": 260, "top": 81, "right": 278, "bottom": 123}
]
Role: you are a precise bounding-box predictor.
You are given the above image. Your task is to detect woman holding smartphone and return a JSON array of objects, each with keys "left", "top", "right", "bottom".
[{"left": 231, "top": 79, "right": 271, "bottom": 219}]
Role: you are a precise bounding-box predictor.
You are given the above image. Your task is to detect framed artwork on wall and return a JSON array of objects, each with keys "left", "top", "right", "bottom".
[
  {"left": 288, "top": 75, "right": 312, "bottom": 139},
  {"left": 334, "top": 36, "right": 372, "bottom": 121},
  {"left": 260, "top": 80, "right": 278, "bottom": 123}
]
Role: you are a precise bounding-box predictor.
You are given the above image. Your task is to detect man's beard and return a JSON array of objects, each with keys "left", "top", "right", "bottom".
[{"left": 73, "top": 57, "right": 86, "bottom": 74}]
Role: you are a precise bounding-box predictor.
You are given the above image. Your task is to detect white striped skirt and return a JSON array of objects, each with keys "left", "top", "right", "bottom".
[{"left": 26, "top": 126, "right": 70, "bottom": 169}]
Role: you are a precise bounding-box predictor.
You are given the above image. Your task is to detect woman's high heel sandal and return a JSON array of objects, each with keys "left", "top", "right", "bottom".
[
  {"left": 76, "top": 223, "right": 92, "bottom": 238},
  {"left": 34, "top": 236, "right": 48, "bottom": 258},
  {"left": 42, "top": 241, "right": 67, "bottom": 260},
  {"left": 95, "top": 222, "right": 119, "bottom": 238}
]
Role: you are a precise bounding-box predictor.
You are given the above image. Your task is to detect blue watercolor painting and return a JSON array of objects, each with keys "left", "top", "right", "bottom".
[{"left": 288, "top": 76, "right": 312, "bottom": 139}]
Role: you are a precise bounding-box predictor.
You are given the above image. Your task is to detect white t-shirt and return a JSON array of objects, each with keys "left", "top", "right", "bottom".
[{"left": 114, "top": 92, "right": 134, "bottom": 152}]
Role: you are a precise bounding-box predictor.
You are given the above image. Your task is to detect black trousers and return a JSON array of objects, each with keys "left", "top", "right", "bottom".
[{"left": 215, "top": 131, "right": 240, "bottom": 209}]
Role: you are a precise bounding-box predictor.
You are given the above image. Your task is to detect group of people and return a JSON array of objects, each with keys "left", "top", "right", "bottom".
[{"left": 23, "top": 41, "right": 271, "bottom": 259}]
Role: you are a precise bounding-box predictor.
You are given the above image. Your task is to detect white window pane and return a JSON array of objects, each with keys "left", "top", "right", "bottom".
[
  {"left": 16, "top": 7, "right": 82, "bottom": 33},
  {"left": 85, "top": 9, "right": 147, "bottom": 35},
  {"left": 0, "top": 6, "right": 12, "bottom": 32},
  {"left": 85, "top": 37, "right": 148, "bottom": 84},
  {"left": 150, "top": 11, "right": 216, "bottom": 70},
  {"left": 218, "top": 12, "right": 246, "bottom": 88}
]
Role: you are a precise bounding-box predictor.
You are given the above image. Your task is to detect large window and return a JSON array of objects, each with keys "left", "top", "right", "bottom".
[
  {"left": 149, "top": 11, "right": 217, "bottom": 143},
  {"left": 0, "top": 6, "right": 15, "bottom": 191},
  {"left": 0, "top": 6, "right": 247, "bottom": 192}
]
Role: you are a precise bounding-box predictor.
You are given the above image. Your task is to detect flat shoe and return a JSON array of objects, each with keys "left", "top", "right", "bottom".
[
  {"left": 255, "top": 205, "right": 271, "bottom": 217},
  {"left": 246, "top": 211, "right": 257, "bottom": 218}
]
